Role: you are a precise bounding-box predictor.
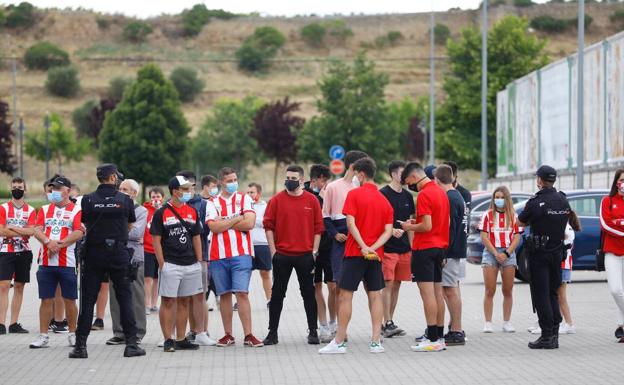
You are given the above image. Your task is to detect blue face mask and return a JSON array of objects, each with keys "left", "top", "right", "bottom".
[
  {"left": 494, "top": 198, "right": 505, "bottom": 209},
  {"left": 50, "top": 191, "right": 63, "bottom": 203},
  {"left": 209, "top": 187, "right": 219, "bottom": 197},
  {"left": 225, "top": 182, "right": 238, "bottom": 194},
  {"left": 179, "top": 192, "right": 192, "bottom": 203},
  {"left": 312, "top": 186, "right": 320, "bottom": 193}
]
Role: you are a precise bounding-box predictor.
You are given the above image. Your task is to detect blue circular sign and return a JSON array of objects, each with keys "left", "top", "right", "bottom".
[{"left": 329, "top": 145, "right": 345, "bottom": 160}]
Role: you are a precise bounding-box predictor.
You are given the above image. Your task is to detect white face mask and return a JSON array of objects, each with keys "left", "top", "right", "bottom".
[{"left": 352, "top": 175, "right": 360, "bottom": 187}]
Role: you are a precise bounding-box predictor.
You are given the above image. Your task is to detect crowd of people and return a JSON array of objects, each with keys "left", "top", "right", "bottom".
[{"left": 0, "top": 152, "right": 623, "bottom": 357}]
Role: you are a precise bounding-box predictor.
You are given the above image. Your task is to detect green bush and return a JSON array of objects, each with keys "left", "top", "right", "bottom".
[
  {"left": 530, "top": 15, "right": 569, "bottom": 33},
  {"left": 24, "top": 42, "right": 70, "bottom": 70},
  {"left": 181, "top": 4, "right": 237, "bottom": 37},
  {"left": 96, "top": 16, "right": 110, "bottom": 29},
  {"left": 169, "top": 67, "right": 205, "bottom": 103},
  {"left": 610, "top": 9, "right": 624, "bottom": 27},
  {"left": 433, "top": 23, "right": 450, "bottom": 45},
  {"left": 252, "top": 26, "right": 286, "bottom": 50},
  {"left": 301, "top": 23, "right": 326, "bottom": 48},
  {"left": 108, "top": 77, "right": 133, "bottom": 100},
  {"left": 236, "top": 43, "right": 270, "bottom": 72},
  {"left": 5, "top": 2, "right": 36, "bottom": 29},
  {"left": 0, "top": 8, "right": 6, "bottom": 27},
  {"left": 72, "top": 100, "right": 97, "bottom": 138},
  {"left": 46, "top": 66, "right": 80, "bottom": 97},
  {"left": 387, "top": 31, "right": 404, "bottom": 45},
  {"left": 324, "top": 20, "right": 353, "bottom": 42},
  {"left": 236, "top": 26, "right": 286, "bottom": 72},
  {"left": 570, "top": 14, "right": 593, "bottom": 30},
  {"left": 513, "top": 0, "right": 534, "bottom": 7},
  {"left": 123, "top": 21, "right": 153, "bottom": 43},
  {"left": 374, "top": 36, "right": 390, "bottom": 49}
]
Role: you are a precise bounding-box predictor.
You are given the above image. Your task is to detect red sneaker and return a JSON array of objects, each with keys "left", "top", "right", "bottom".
[
  {"left": 216, "top": 333, "right": 235, "bottom": 347},
  {"left": 244, "top": 334, "right": 264, "bottom": 347}
]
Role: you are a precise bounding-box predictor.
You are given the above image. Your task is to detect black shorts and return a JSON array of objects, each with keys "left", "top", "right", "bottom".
[
  {"left": 252, "top": 245, "right": 272, "bottom": 271},
  {"left": 144, "top": 252, "right": 159, "bottom": 279},
  {"left": 411, "top": 248, "right": 445, "bottom": 283},
  {"left": 339, "top": 257, "right": 385, "bottom": 292},
  {"left": 314, "top": 250, "right": 333, "bottom": 284},
  {"left": 0, "top": 251, "right": 33, "bottom": 283}
]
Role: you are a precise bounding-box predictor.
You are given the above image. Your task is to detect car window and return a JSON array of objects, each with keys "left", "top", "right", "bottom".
[
  {"left": 569, "top": 196, "right": 600, "bottom": 217},
  {"left": 472, "top": 199, "right": 491, "bottom": 214}
]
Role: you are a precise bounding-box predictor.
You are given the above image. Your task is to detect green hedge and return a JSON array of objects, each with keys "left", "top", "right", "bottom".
[{"left": 24, "top": 42, "right": 70, "bottom": 70}]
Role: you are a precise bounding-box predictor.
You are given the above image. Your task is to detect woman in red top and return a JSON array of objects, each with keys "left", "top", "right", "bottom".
[
  {"left": 478, "top": 186, "right": 521, "bottom": 333},
  {"left": 600, "top": 169, "right": 624, "bottom": 342}
]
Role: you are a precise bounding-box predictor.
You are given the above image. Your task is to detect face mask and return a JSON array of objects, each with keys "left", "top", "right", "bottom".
[
  {"left": 285, "top": 179, "right": 300, "bottom": 192},
  {"left": 151, "top": 199, "right": 162, "bottom": 208},
  {"left": 494, "top": 198, "right": 505, "bottom": 209},
  {"left": 408, "top": 177, "right": 427, "bottom": 193},
  {"left": 352, "top": 176, "right": 360, "bottom": 187},
  {"left": 50, "top": 191, "right": 63, "bottom": 203},
  {"left": 179, "top": 192, "right": 192, "bottom": 203},
  {"left": 11, "top": 189, "right": 24, "bottom": 200},
  {"left": 209, "top": 187, "right": 219, "bottom": 197},
  {"left": 312, "top": 186, "right": 320, "bottom": 193},
  {"left": 225, "top": 182, "right": 238, "bottom": 194}
]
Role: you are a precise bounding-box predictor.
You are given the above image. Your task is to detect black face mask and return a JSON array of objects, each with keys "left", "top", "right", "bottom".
[
  {"left": 285, "top": 179, "right": 300, "bottom": 192},
  {"left": 407, "top": 177, "right": 427, "bottom": 193},
  {"left": 11, "top": 189, "right": 25, "bottom": 200}
]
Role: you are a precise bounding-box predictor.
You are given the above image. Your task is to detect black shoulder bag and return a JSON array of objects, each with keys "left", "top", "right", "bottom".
[{"left": 596, "top": 197, "right": 612, "bottom": 272}]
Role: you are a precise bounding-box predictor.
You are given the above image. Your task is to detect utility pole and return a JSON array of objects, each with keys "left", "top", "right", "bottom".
[
  {"left": 11, "top": 58, "right": 18, "bottom": 159},
  {"left": 19, "top": 116, "right": 24, "bottom": 178},
  {"left": 576, "top": 0, "right": 585, "bottom": 189},
  {"left": 481, "top": 0, "right": 488, "bottom": 190},
  {"left": 44, "top": 113, "right": 50, "bottom": 181},
  {"left": 429, "top": 10, "right": 435, "bottom": 165}
]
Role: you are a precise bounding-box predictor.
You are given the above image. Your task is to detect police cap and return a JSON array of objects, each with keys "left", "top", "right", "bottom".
[
  {"left": 536, "top": 165, "right": 557, "bottom": 182},
  {"left": 97, "top": 163, "right": 124, "bottom": 181}
]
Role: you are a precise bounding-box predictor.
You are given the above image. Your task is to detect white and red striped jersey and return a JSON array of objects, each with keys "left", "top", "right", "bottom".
[
  {"left": 36, "top": 203, "right": 82, "bottom": 267},
  {"left": 0, "top": 202, "right": 37, "bottom": 253},
  {"left": 562, "top": 223, "right": 575, "bottom": 270},
  {"left": 205, "top": 192, "right": 255, "bottom": 260},
  {"left": 478, "top": 210, "right": 522, "bottom": 248}
]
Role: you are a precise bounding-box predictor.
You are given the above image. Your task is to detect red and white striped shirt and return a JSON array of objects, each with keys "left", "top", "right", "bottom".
[
  {"left": 478, "top": 210, "right": 521, "bottom": 248},
  {"left": 0, "top": 202, "right": 36, "bottom": 253},
  {"left": 562, "top": 224, "right": 574, "bottom": 270},
  {"left": 205, "top": 192, "right": 255, "bottom": 260},
  {"left": 36, "top": 203, "right": 82, "bottom": 267}
]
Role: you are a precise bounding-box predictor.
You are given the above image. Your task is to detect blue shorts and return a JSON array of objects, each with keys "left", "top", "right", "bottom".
[
  {"left": 330, "top": 241, "right": 346, "bottom": 283},
  {"left": 210, "top": 255, "right": 253, "bottom": 296},
  {"left": 481, "top": 247, "right": 517, "bottom": 269},
  {"left": 36, "top": 266, "right": 78, "bottom": 300},
  {"left": 562, "top": 268, "right": 572, "bottom": 283},
  {"left": 252, "top": 245, "right": 272, "bottom": 271}
]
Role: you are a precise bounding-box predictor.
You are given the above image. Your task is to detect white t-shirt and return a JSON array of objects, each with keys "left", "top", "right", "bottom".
[{"left": 251, "top": 200, "right": 268, "bottom": 246}]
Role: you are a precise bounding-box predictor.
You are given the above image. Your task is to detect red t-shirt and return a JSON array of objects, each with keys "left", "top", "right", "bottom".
[
  {"left": 143, "top": 202, "right": 158, "bottom": 254},
  {"left": 600, "top": 194, "right": 624, "bottom": 256},
  {"left": 342, "top": 183, "right": 394, "bottom": 259},
  {"left": 412, "top": 181, "right": 450, "bottom": 250},
  {"left": 263, "top": 190, "right": 324, "bottom": 256}
]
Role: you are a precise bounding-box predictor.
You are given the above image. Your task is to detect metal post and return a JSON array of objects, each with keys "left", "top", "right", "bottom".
[
  {"left": 481, "top": 0, "right": 488, "bottom": 190},
  {"left": 429, "top": 10, "right": 435, "bottom": 165},
  {"left": 576, "top": 0, "right": 585, "bottom": 189},
  {"left": 11, "top": 58, "right": 18, "bottom": 158},
  {"left": 18, "top": 116, "right": 24, "bottom": 178},
  {"left": 44, "top": 114, "right": 50, "bottom": 181}
]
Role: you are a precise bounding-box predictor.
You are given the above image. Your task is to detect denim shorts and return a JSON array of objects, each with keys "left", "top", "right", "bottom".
[
  {"left": 481, "top": 247, "right": 517, "bottom": 269},
  {"left": 36, "top": 265, "right": 78, "bottom": 300},
  {"left": 562, "top": 268, "right": 572, "bottom": 283},
  {"left": 210, "top": 255, "right": 253, "bottom": 296}
]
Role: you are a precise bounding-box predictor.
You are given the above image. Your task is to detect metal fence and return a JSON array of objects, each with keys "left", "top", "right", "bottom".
[{"left": 496, "top": 30, "right": 624, "bottom": 178}]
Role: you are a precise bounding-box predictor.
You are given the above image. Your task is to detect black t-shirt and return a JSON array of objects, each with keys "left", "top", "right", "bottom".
[
  {"left": 380, "top": 185, "right": 415, "bottom": 254},
  {"left": 304, "top": 182, "right": 332, "bottom": 252},
  {"left": 456, "top": 184, "right": 472, "bottom": 212},
  {"left": 150, "top": 203, "right": 201, "bottom": 265},
  {"left": 447, "top": 189, "right": 468, "bottom": 259}
]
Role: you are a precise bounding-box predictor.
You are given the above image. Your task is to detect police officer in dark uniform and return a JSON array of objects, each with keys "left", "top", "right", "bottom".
[
  {"left": 517, "top": 165, "right": 571, "bottom": 350},
  {"left": 69, "top": 164, "right": 145, "bottom": 358}
]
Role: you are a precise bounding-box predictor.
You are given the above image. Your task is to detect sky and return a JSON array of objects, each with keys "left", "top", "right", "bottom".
[{"left": 12, "top": 0, "right": 551, "bottom": 18}]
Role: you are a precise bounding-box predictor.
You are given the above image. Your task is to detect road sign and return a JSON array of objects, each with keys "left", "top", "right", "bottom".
[
  {"left": 329, "top": 145, "right": 345, "bottom": 160},
  {"left": 330, "top": 159, "right": 345, "bottom": 176}
]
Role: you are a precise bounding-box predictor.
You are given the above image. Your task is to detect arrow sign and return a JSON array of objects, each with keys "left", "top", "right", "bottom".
[{"left": 329, "top": 145, "right": 345, "bottom": 160}]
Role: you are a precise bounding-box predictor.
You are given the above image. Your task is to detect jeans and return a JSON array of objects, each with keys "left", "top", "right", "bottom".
[{"left": 268, "top": 252, "right": 318, "bottom": 332}]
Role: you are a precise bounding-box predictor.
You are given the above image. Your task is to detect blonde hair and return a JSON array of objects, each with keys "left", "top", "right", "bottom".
[{"left": 488, "top": 185, "right": 516, "bottom": 228}]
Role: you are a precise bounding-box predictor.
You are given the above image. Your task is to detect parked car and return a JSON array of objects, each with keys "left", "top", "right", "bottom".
[{"left": 467, "top": 189, "right": 609, "bottom": 282}]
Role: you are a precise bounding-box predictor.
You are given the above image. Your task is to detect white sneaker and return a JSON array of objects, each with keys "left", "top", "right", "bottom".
[
  {"left": 483, "top": 322, "right": 494, "bottom": 333},
  {"left": 145, "top": 307, "right": 152, "bottom": 315},
  {"left": 68, "top": 333, "right": 76, "bottom": 347},
  {"left": 319, "top": 325, "right": 333, "bottom": 343},
  {"left": 410, "top": 338, "right": 445, "bottom": 352},
  {"left": 559, "top": 323, "right": 576, "bottom": 334},
  {"left": 318, "top": 339, "right": 347, "bottom": 354},
  {"left": 195, "top": 332, "right": 217, "bottom": 346},
  {"left": 157, "top": 340, "right": 165, "bottom": 347},
  {"left": 502, "top": 322, "right": 516, "bottom": 333},
  {"left": 29, "top": 334, "right": 50, "bottom": 349},
  {"left": 369, "top": 341, "right": 385, "bottom": 353}
]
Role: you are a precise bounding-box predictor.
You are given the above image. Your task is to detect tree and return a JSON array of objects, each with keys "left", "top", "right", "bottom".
[
  {"left": 108, "top": 77, "right": 133, "bottom": 100},
  {"left": 0, "top": 101, "right": 16, "bottom": 175},
  {"left": 236, "top": 26, "right": 286, "bottom": 73},
  {"left": 88, "top": 98, "right": 118, "bottom": 147},
  {"left": 252, "top": 97, "right": 305, "bottom": 193},
  {"left": 192, "top": 97, "right": 264, "bottom": 178},
  {"left": 301, "top": 23, "right": 326, "bottom": 48},
  {"left": 436, "top": 16, "right": 548, "bottom": 175},
  {"left": 99, "top": 64, "right": 191, "bottom": 200},
  {"left": 169, "top": 66, "right": 205, "bottom": 103},
  {"left": 24, "top": 42, "right": 70, "bottom": 70},
  {"left": 25, "top": 114, "right": 90, "bottom": 174},
  {"left": 123, "top": 21, "right": 153, "bottom": 43},
  {"left": 297, "top": 54, "right": 404, "bottom": 174},
  {"left": 45, "top": 66, "right": 80, "bottom": 98},
  {"left": 5, "top": 2, "right": 35, "bottom": 29},
  {"left": 72, "top": 100, "right": 98, "bottom": 140}
]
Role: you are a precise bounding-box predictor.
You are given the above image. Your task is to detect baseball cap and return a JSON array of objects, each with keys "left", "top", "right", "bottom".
[
  {"left": 424, "top": 165, "right": 437, "bottom": 180},
  {"left": 96, "top": 163, "right": 124, "bottom": 180},
  {"left": 168, "top": 176, "right": 195, "bottom": 191},
  {"left": 536, "top": 165, "right": 557, "bottom": 182},
  {"left": 48, "top": 176, "right": 72, "bottom": 189}
]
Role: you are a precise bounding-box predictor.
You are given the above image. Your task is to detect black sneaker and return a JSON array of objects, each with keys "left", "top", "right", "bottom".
[
  {"left": 106, "top": 336, "right": 126, "bottom": 345},
  {"left": 0, "top": 324, "right": 5, "bottom": 335},
  {"left": 124, "top": 344, "right": 146, "bottom": 357},
  {"left": 233, "top": 303, "right": 239, "bottom": 311},
  {"left": 47, "top": 319, "right": 55, "bottom": 332},
  {"left": 444, "top": 331, "right": 466, "bottom": 346},
  {"left": 163, "top": 338, "right": 175, "bottom": 352},
  {"left": 186, "top": 331, "right": 196, "bottom": 343},
  {"left": 8, "top": 323, "right": 29, "bottom": 334},
  {"left": 615, "top": 326, "right": 624, "bottom": 340},
  {"left": 263, "top": 331, "right": 279, "bottom": 346},
  {"left": 307, "top": 329, "right": 320, "bottom": 345},
  {"left": 91, "top": 318, "right": 104, "bottom": 331},
  {"left": 53, "top": 320, "right": 69, "bottom": 334},
  {"left": 383, "top": 321, "right": 403, "bottom": 338},
  {"left": 175, "top": 337, "right": 200, "bottom": 350}
]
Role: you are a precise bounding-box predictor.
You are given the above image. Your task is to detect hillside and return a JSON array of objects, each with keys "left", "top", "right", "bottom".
[{"left": 1, "top": 2, "right": 624, "bottom": 194}]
